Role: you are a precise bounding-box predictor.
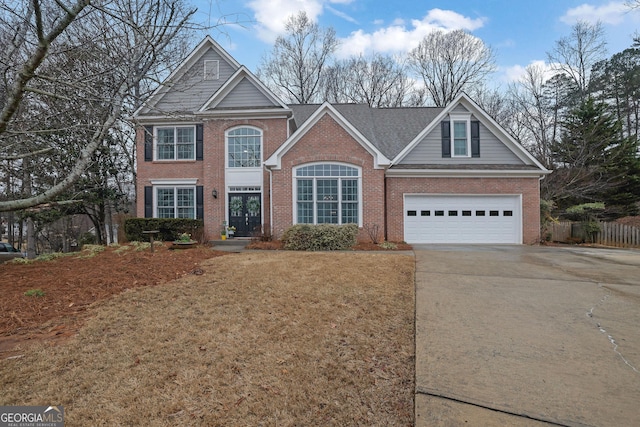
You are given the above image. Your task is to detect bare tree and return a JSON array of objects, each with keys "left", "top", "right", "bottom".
[
  {"left": 258, "top": 11, "right": 338, "bottom": 104},
  {"left": 323, "top": 54, "right": 413, "bottom": 107},
  {"left": 408, "top": 29, "right": 496, "bottom": 107},
  {"left": 468, "top": 83, "right": 512, "bottom": 126},
  {"left": 0, "top": 0, "right": 196, "bottom": 212},
  {"left": 626, "top": 1, "right": 640, "bottom": 10},
  {"left": 546, "top": 20, "right": 607, "bottom": 98},
  {"left": 507, "top": 65, "right": 561, "bottom": 168}
]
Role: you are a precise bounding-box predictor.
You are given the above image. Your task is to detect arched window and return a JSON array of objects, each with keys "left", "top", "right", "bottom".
[
  {"left": 227, "top": 127, "right": 262, "bottom": 167},
  {"left": 295, "top": 164, "right": 361, "bottom": 225}
]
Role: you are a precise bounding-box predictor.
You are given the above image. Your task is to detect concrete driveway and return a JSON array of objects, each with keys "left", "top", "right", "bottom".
[{"left": 414, "top": 245, "right": 640, "bottom": 427}]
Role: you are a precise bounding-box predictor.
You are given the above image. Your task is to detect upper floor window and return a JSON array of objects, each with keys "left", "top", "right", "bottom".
[
  {"left": 441, "top": 115, "right": 480, "bottom": 158},
  {"left": 156, "top": 126, "right": 195, "bottom": 160},
  {"left": 450, "top": 114, "right": 471, "bottom": 157},
  {"left": 295, "top": 163, "right": 361, "bottom": 225},
  {"left": 227, "top": 127, "right": 262, "bottom": 168},
  {"left": 204, "top": 60, "right": 219, "bottom": 80}
]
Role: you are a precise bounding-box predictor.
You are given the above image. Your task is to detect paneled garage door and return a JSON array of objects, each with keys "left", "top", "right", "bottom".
[{"left": 403, "top": 195, "right": 522, "bottom": 244}]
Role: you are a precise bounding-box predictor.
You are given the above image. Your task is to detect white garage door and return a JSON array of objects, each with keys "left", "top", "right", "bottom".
[{"left": 404, "top": 195, "right": 522, "bottom": 244}]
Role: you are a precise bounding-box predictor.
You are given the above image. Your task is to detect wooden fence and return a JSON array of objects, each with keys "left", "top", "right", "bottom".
[{"left": 547, "top": 221, "right": 640, "bottom": 248}]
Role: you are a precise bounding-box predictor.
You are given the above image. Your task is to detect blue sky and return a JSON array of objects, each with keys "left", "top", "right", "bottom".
[{"left": 193, "top": 0, "right": 639, "bottom": 85}]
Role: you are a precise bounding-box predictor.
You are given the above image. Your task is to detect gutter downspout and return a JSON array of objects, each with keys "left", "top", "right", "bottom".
[{"left": 268, "top": 166, "right": 273, "bottom": 238}]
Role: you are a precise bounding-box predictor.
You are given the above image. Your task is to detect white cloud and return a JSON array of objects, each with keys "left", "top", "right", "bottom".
[
  {"left": 326, "top": 5, "right": 358, "bottom": 24},
  {"left": 337, "top": 9, "right": 487, "bottom": 58},
  {"left": 501, "top": 60, "right": 560, "bottom": 84},
  {"left": 560, "top": 1, "right": 628, "bottom": 25},
  {"left": 247, "top": 0, "right": 355, "bottom": 42},
  {"left": 247, "top": 0, "right": 324, "bottom": 41},
  {"left": 418, "top": 8, "right": 486, "bottom": 31}
]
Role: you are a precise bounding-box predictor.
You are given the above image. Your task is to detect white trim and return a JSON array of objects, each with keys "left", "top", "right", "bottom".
[
  {"left": 391, "top": 93, "right": 550, "bottom": 173},
  {"left": 403, "top": 193, "right": 523, "bottom": 244},
  {"left": 199, "top": 66, "right": 290, "bottom": 112},
  {"left": 265, "top": 102, "right": 391, "bottom": 170},
  {"left": 150, "top": 179, "right": 198, "bottom": 185},
  {"left": 204, "top": 60, "right": 219, "bottom": 80},
  {"left": 133, "top": 36, "right": 240, "bottom": 117},
  {"left": 291, "top": 162, "right": 363, "bottom": 227},
  {"left": 153, "top": 185, "right": 197, "bottom": 220},
  {"left": 154, "top": 125, "right": 196, "bottom": 161},
  {"left": 225, "top": 125, "right": 263, "bottom": 169},
  {"left": 449, "top": 113, "right": 472, "bottom": 158},
  {"left": 225, "top": 190, "right": 263, "bottom": 235},
  {"left": 386, "top": 168, "right": 550, "bottom": 178}
]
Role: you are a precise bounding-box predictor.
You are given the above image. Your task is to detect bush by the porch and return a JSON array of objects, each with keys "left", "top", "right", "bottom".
[
  {"left": 124, "top": 218, "right": 204, "bottom": 242},
  {"left": 282, "top": 223, "right": 358, "bottom": 251}
]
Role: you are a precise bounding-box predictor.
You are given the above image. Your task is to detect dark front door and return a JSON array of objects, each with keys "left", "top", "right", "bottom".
[{"left": 229, "top": 193, "right": 261, "bottom": 237}]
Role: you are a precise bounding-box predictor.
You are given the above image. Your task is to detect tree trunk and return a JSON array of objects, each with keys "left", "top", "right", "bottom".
[{"left": 26, "top": 217, "right": 36, "bottom": 259}]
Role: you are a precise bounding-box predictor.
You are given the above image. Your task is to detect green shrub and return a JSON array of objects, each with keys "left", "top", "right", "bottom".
[
  {"left": 79, "top": 232, "right": 96, "bottom": 245},
  {"left": 24, "top": 289, "right": 46, "bottom": 297},
  {"left": 79, "top": 245, "right": 106, "bottom": 258},
  {"left": 124, "top": 218, "right": 204, "bottom": 242},
  {"left": 35, "top": 252, "right": 73, "bottom": 262},
  {"left": 282, "top": 223, "right": 358, "bottom": 251},
  {"left": 378, "top": 241, "right": 398, "bottom": 250}
]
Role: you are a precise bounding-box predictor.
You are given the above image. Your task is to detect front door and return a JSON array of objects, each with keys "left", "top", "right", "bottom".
[{"left": 229, "top": 193, "right": 261, "bottom": 237}]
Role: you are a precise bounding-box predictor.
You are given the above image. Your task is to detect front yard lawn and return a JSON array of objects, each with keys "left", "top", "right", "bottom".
[{"left": 1, "top": 248, "right": 415, "bottom": 426}]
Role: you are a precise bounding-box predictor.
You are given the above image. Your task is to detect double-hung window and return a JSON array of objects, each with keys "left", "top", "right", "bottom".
[
  {"left": 156, "top": 187, "right": 195, "bottom": 219},
  {"left": 295, "top": 164, "right": 361, "bottom": 225},
  {"left": 442, "top": 113, "right": 481, "bottom": 158},
  {"left": 453, "top": 121, "right": 468, "bottom": 156},
  {"left": 450, "top": 114, "right": 471, "bottom": 157},
  {"left": 227, "top": 127, "right": 262, "bottom": 168},
  {"left": 156, "top": 126, "right": 195, "bottom": 160}
]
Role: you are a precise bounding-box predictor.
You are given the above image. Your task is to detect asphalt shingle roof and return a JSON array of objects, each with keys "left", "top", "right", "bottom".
[{"left": 288, "top": 104, "right": 444, "bottom": 160}]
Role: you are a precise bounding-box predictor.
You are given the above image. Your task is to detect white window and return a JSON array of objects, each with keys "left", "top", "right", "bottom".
[
  {"left": 294, "top": 164, "right": 361, "bottom": 225},
  {"left": 156, "top": 126, "right": 195, "bottom": 160},
  {"left": 449, "top": 114, "right": 471, "bottom": 158},
  {"left": 227, "top": 127, "right": 262, "bottom": 168},
  {"left": 204, "top": 60, "right": 219, "bottom": 80},
  {"left": 156, "top": 187, "right": 195, "bottom": 219}
]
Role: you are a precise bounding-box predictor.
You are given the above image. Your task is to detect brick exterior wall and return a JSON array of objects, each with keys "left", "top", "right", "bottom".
[
  {"left": 135, "top": 117, "right": 288, "bottom": 241},
  {"left": 136, "top": 114, "right": 541, "bottom": 244},
  {"left": 385, "top": 176, "right": 541, "bottom": 244},
  {"left": 269, "top": 114, "right": 386, "bottom": 240}
]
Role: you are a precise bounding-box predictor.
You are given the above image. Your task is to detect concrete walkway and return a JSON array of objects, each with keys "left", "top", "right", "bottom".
[{"left": 414, "top": 245, "right": 640, "bottom": 427}]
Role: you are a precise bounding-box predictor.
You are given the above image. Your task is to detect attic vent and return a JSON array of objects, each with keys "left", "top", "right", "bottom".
[{"left": 204, "top": 60, "right": 219, "bottom": 80}]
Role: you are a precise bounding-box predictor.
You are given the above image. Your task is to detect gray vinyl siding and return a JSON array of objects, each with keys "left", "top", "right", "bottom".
[
  {"left": 215, "top": 77, "right": 276, "bottom": 108},
  {"left": 400, "top": 121, "right": 524, "bottom": 165},
  {"left": 152, "top": 49, "right": 237, "bottom": 113},
  {"left": 451, "top": 104, "right": 469, "bottom": 114}
]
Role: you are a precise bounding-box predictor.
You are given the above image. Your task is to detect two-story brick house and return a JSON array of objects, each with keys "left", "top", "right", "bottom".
[{"left": 134, "top": 36, "right": 550, "bottom": 244}]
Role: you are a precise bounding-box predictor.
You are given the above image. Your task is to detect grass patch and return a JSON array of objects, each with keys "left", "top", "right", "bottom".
[
  {"left": 0, "top": 252, "right": 415, "bottom": 426},
  {"left": 78, "top": 245, "right": 106, "bottom": 258},
  {"left": 23, "top": 289, "right": 45, "bottom": 297}
]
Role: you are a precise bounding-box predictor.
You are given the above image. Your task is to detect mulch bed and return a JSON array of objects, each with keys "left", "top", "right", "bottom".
[{"left": 0, "top": 244, "right": 225, "bottom": 356}]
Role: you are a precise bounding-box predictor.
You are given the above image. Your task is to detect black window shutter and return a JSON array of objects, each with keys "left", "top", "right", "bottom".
[
  {"left": 196, "top": 124, "right": 203, "bottom": 161},
  {"left": 471, "top": 121, "right": 480, "bottom": 158},
  {"left": 441, "top": 121, "right": 451, "bottom": 158},
  {"left": 144, "top": 126, "right": 153, "bottom": 161},
  {"left": 144, "top": 186, "right": 153, "bottom": 218},
  {"left": 196, "top": 186, "right": 204, "bottom": 219}
]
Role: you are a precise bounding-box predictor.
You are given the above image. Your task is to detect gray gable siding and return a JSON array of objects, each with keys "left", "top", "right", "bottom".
[
  {"left": 400, "top": 121, "right": 524, "bottom": 165},
  {"left": 451, "top": 103, "right": 469, "bottom": 114},
  {"left": 214, "top": 77, "right": 276, "bottom": 109},
  {"left": 151, "top": 49, "right": 237, "bottom": 114}
]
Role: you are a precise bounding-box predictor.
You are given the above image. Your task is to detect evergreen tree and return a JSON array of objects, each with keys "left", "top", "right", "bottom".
[{"left": 550, "top": 97, "right": 640, "bottom": 215}]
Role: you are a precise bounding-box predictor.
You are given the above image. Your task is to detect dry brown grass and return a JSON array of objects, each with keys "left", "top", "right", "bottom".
[{"left": 1, "top": 251, "right": 415, "bottom": 426}]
